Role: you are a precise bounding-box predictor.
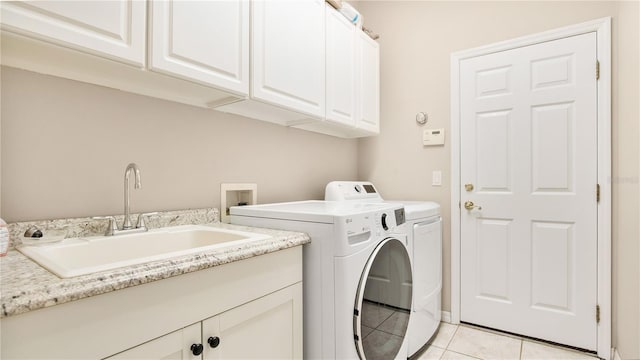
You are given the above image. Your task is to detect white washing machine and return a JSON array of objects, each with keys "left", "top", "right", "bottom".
[
  {"left": 230, "top": 200, "right": 412, "bottom": 359},
  {"left": 326, "top": 181, "right": 442, "bottom": 357}
]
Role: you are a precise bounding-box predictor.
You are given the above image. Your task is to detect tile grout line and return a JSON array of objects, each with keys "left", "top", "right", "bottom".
[
  {"left": 362, "top": 305, "right": 404, "bottom": 342},
  {"left": 373, "top": 308, "right": 396, "bottom": 331},
  {"left": 447, "top": 349, "right": 485, "bottom": 360},
  {"left": 445, "top": 324, "right": 461, "bottom": 350},
  {"left": 444, "top": 325, "right": 486, "bottom": 360},
  {"left": 438, "top": 346, "right": 445, "bottom": 360},
  {"left": 436, "top": 324, "right": 461, "bottom": 360},
  {"left": 365, "top": 302, "right": 396, "bottom": 331}
]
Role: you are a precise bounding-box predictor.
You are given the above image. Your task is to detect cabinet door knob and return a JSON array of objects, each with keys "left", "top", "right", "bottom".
[
  {"left": 190, "top": 343, "right": 204, "bottom": 356},
  {"left": 208, "top": 336, "right": 221, "bottom": 348}
]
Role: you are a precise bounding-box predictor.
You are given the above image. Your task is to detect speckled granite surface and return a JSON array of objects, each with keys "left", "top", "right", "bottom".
[
  {"left": 7, "top": 208, "right": 219, "bottom": 247},
  {"left": 1, "top": 222, "right": 309, "bottom": 318}
]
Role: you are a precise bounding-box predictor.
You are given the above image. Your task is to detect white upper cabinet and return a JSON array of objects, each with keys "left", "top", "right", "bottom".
[
  {"left": 251, "top": 0, "right": 325, "bottom": 119},
  {"left": 0, "top": 0, "right": 380, "bottom": 138},
  {"left": 356, "top": 30, "right": 380, "bottom": 134},
  {"left": 325, "top": 4, "right": 356, "bottom": 127},
  {"left": 0, "top": 0, "right": 145, "bottom": 66},
  {"left": 149, "top": 0, "right": 249, "bottom": 95},
  {"left": 300, "top": 22, "right": 379, "bottom": 138}
]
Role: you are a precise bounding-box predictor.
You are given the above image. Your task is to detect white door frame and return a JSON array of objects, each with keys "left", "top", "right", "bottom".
[{"left": 450, "top": 17, "right": 611, "bottom": 359}]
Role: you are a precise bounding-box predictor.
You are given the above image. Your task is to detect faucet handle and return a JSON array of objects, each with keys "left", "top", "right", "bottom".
[
  {"left": 92, "top": 216, "right": 118, "bottom": 236},
  {"left": 136, "top": 212, "right": 158, "bottom": 230}
]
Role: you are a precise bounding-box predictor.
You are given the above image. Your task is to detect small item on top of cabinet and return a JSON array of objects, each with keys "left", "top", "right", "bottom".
[
  {"left": 326, "top": 0, "right": 342, "bottom": 9},
  {"left": 0, "top": 218, "right": 10, "bottom": 256},
  {"left": 338, "top": 2, "right": 362, "bottom": 27},
  {"left": 363, "top": 26, "right": 380, "bottom": 40}
]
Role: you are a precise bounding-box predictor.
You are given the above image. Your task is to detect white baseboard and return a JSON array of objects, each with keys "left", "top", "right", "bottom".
[
  {"left": 441, "top": 311, "right": 452, "bottom": 323},
  {"left": 613, "top": 348, "right": 621, "bottom": 360}
]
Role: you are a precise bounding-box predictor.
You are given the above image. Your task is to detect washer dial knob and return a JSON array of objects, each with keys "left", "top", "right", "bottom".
[{"left": 381, "top": 213, "right": 388, "bottom": 231}]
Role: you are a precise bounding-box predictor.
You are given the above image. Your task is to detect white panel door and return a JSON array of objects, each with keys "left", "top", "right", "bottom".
[
  {"left": 252, "top": 0, "right": 325, "bottom": 118},
  {"left": 0, "top": 0, "right": 145, "bottom": 66},
  {"left": 356, "top": 30, "right": 380, "bottom": 134},
  {"left": 107, "top": 323, "right": 201, "bottom": 360},
  {"left": 149, "top": 0, "right": 249, "bottom": 95},
  {"left": 460, "top": 33, "right": 598, "bottom": 350},
  {"left": 325, "top": 4, "right": 356, "bottom": 127}
]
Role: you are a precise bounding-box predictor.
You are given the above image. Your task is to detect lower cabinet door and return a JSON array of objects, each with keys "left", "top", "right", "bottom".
[
  {"left": 203, "top": 283, "right": 303, "bottom": 359},
  {"left": 107, "top": 323, "right": 201, "bottom": 360},
  {"left": 105, "top": 283, "right": 302, "bottom": 360}
]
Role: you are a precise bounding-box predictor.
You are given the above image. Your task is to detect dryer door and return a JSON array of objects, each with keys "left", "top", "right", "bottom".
[{"left": 353, "top": 238, "right": 412, "bottom": 360}]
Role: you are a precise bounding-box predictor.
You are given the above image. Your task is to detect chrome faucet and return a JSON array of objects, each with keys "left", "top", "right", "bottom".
[
  {"left": 123, "top": 163, "right": 141, "bottom": 230},
  {"left": 92, "top": 163, "right": 158, "bottom": 236}
]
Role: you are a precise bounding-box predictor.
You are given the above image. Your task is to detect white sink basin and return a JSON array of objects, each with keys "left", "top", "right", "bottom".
[{"left": 18, "top": 225, "right": 271, "bottom": 278}]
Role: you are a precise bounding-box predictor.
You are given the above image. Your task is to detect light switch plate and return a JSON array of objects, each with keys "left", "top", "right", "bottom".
[
  {"left": 423, "top": 128, "right": 445, "bottom": 146},
  {"left": 432, "top": 171, "right": 442, "bottom": 186}
]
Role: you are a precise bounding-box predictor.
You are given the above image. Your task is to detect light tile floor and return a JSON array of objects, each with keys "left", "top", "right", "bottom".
[{"left": 416, "top": 323, "right": 600, "bottom": 360}]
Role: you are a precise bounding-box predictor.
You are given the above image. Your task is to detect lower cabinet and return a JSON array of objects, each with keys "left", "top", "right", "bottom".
[
  {"left": 108, "top": 283, "right": 302, "bottom": 360},
  {"left": 1, "top": 247, "right": 303, "bottom": 359}
]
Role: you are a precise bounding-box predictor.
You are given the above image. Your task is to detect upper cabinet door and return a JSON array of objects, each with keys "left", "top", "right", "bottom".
[
  {"left": 252, "top": 0, "right": 325, "bottom": 119},
  {"left": 149, "top": 0, "right": 249, "bottom": 95},
  {"left": 325, "top": 4, "right": 356, "bottom": 127},
  {"left": 0, "top": 0, "right": 145, "bottom": 66},
  {"left": 356, "top": 31, "right": 380, "bottom": 134}
]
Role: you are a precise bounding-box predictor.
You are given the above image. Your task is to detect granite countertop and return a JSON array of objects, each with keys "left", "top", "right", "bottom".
[{"left": 0, "top": 222, "right": 310, "bottom": 318}]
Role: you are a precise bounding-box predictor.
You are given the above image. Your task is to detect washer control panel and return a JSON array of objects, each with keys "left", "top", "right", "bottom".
[
  {"left": 325, "top": 181, "right": 383, "bottom": 201},
  {"left": 373, "top": 207, "right": 405, "bottom": 232},
  {"left": 342, "top": 207, "right": 405, "bottom": 236},
  {"left": 394, "top": 208, "right": 406, "bottom": 226},
  {"left": 335, "top": 204, "right": 405, "bottom": 256}
]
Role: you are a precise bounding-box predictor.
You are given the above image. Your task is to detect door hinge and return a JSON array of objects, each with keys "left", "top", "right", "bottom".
[
  {"left": 596, "top": 304, "right": 600, "bottom": 323},
  {"left": 596, "top": 183, "right": 601, "bottom": 203},
  {"left": 596, "top": 60, "right": 600, "bottom": 80}
]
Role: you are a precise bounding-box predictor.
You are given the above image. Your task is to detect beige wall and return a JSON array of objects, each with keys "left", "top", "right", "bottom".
[
  {"left": 357, "top": 1, "right": 639, "bottom": 358},
  {"left": 0, "top": 63, "right": 3, "bottom": 217},
  {"left": 0, "top": 67, "right": 358, "bottom": 222},
  {"left": 616, "top": 2, "right": 640, "bottom": 358}
]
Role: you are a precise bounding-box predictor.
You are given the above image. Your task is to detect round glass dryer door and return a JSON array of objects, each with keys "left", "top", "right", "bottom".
[{"left": 353, "top": 238, "right": 413, "bottom": 359}]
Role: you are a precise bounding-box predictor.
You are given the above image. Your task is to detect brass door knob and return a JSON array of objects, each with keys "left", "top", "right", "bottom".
[
  {"left": 464, "top": 183, "right": 474, "bottom": 191},
  {"left": 464, "top": 201, "right": 482, "bottom": 210}
]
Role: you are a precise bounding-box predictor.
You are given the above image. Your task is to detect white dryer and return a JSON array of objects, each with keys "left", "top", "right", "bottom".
[
  {"left": 230, "top": 200, "right": 412, "bottom": 359},
  {"left": 326, "top": 181, "right": 442, "bottom": 357}
]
